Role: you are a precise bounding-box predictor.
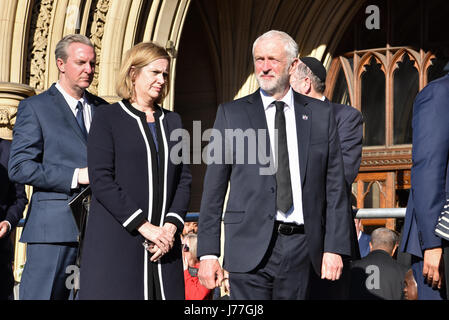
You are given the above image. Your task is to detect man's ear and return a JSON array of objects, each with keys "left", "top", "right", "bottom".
[
  {"left": 289, "top": 58, "right": 299, "bottom": 75},
  {"left": 56, "top": 58, "right": 65, "bottom": 73},
  {"left": 303, "top": 77, "right": 312, "bottom": 94}
]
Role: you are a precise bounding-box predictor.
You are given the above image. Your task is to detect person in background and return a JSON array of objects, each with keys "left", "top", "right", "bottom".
[
  {"left": 355, "top": 218, "right": 371, "bottom": 258},
  {"left": 403, "top": 268, "right": 418, "bottom": 300},
  {"left": 79, "top": 41, "right": 191, "bottom": 300},
  {"left": 8, "top": 34, "right": 107, "bottom": 300},
  {"left": 184, "top": 233, "right": 213, "bottom": 300},
  {"left": 290, "top": 56, "right": 363, "bottom": 299},
  {"left": 350, "top": 227, "right": 408, "bottom": 300},
  {"left": 0, "top": 138, "right": 27, "bottom": 300}
]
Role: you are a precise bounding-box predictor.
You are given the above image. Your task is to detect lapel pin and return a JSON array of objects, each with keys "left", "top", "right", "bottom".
[{"left": 302, "top": 114, "right": 308, "bottom": 120}]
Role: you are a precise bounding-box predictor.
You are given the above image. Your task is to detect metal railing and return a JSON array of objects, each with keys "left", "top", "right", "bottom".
[
  {"left": 16, "top": 208, "right": 407, "bottom": 228},
  {"left": 354, "top": 208, "right": 406, "bottom": 219}
]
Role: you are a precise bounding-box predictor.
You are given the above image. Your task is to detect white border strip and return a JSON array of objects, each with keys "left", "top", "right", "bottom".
[
  {"left": 157, "top": 111, "right": 169, "bottom": 300},
  {"left": 122, "top": 209, "right": 143, "bottom": 227},
  {"left": 119, "top": 101, "right": 153, "bottom": 301},
  {"left": 166, "top": 212, "right": 185, "bottom": 225}
]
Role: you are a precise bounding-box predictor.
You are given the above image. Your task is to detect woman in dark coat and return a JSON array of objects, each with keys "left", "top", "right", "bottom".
[{"left": 79, "top": 42, "right": 191, "bottom": 300}]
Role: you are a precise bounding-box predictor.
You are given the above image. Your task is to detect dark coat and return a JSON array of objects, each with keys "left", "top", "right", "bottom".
[
  {"left": 197, "top": 89, "right": 351, "bottom": 275},
  {"left": 79, "top": 100, "right": 191, "bottom": 300},
  {"left": 350, "top": 250, "right": 408, "bottom": 300},
  {"left": 401, "top": 74, "right": 449, "bottom": 257},
  {"left": 0, "top": 138, "right": 27, "bottom": 299},
  {"left": 326, "top": 99, "right": 363, "bottom": 260}
]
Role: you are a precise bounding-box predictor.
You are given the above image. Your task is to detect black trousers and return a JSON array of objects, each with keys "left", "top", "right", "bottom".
[{"left": 229, "top": 228, "right": 311, "bottom": 300}]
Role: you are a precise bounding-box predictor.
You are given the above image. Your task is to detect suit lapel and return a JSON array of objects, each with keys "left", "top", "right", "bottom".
[
  {"left": 244, "top": 90, "right": 276, "bottom": 176},
  {"left": 49, "top": 84, "right": 87, "bottom": 144},
  {"left": 293, "top": 91, "right": 311, "bottom": 187}
]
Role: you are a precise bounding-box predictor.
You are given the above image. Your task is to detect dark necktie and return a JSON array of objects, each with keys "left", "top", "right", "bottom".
[
  {"left": 274, "top": 101, "right": 293, "bottom": 213},
  {"left": 76, "top": 101, "right": 88, "bottom": 139}
]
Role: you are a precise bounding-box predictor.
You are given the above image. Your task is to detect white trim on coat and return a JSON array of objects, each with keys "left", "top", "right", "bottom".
[
  {"left": 157, "top": 111, "right": 169, "bottom": 300},
  {"left": 119, "top": 101, "right": 154, "bottom": 301}
]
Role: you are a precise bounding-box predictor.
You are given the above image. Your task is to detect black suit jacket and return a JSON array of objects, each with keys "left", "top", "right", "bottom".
[
  {"left": 326, "top": 99, "right": 363, "bottom": 189},
  {"left": 0, "top": 138, "right": 27, "bottom": 231},
  {"left": 350, "top": 250, "right": 408, "bottom": 300},
  {"left": 326, "top": 99, "right": 363, "bottom": 260},
  {"left": 197, "top": 89, "right": 351, "bottom": 275},
  {"left": 0, "top": 138, "right": 27, "bottom": 268}
]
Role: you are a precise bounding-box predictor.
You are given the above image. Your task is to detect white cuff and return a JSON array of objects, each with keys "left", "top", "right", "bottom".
[
  {"left": 200, "top": 255, "right": 219, "bottom": 261},
  {"left": 71, "top": 168, "right": 80, "bottom": 189}
]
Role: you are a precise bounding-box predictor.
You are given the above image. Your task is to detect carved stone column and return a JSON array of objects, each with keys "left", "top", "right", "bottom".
[{"left": 0, "top": 82, "right": 35, "bottom": 140}]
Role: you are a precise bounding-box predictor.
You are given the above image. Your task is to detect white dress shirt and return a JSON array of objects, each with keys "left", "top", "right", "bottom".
[
  {"left": 200, "top": 87, "right": 305, "bottom": 261},
  {"left": 260, "top": 87, "right": 304, "bottom": 225},
  {"left": 55, "top": 82, "right": 92, "bottom": 189}
]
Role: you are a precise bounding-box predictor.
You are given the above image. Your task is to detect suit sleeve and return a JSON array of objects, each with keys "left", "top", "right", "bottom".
[
  {"left": 87, "top": 108, "right": 146, "bottom": 233},
  {"left": 324, "top": 106, "right": 352, "bottom": 256},
  {"left": 2, "top": 140, "right": 28, "bottom": 229},
  {"left": 8, "top": 99, "right": 75, "bottom": 193},
  {"left": 338, "top": 108, "right": 363, "bottom": 187},
  {"left": 165, "top": 113, "right": 192, "bottom": 233},
  {"left": 197, "top": 105, "right": 232, "bottom": 258},
  {"left": 411, "top": 83, "right": 449, "bottom": 250}
]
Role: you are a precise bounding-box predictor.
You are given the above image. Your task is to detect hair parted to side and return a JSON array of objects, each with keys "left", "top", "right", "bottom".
[
  {"left": 296, "top": 63, "right": 326, "bottom": 94},
  {"left": 116, "top": 42, "right": 171, "bottom": 104},
  {"left": 55, "top": 34, "right": 94, "bottom": 63},
  {"left": 252, "top": 30, "right": 298, "bottom": 65}
]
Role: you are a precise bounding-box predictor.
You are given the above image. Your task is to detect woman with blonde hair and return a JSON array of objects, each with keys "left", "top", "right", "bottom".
[{"left": 79, "top": 42, "right": 191, "bottom": 300}]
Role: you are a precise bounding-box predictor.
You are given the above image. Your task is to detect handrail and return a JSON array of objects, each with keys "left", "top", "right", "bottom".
[
  {"left": 15, "top": 208, "right": 407, "bottom": 228},
  {"left": 354, "top": 208, "right": 406, "bottom": 219}
]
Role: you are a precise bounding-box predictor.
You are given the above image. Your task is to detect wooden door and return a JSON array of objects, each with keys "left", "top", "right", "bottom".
[{"left": 353, "top": 172, "right": 396, "bottom": 230}]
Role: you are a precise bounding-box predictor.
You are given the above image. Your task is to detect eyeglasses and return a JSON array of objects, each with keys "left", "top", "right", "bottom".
[{"left": 183, "top": 244, "right": 190, "bottom": 252}]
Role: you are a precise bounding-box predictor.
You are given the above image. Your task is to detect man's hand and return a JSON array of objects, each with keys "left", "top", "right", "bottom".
[
  {"left": 0, "top": 221, "right": 11, "bottom": 239},
  {"left": 423, "top": 247, "right": 444, "bottom": 289},
  {"left": 198, "top": 259, "right": 223, "bottom": 289},
  {"left": 321, "top": 252, "right": 343, "bottom": 281},
  {"left": 78, "top": 167, "right": 89, "bottom": 185}
]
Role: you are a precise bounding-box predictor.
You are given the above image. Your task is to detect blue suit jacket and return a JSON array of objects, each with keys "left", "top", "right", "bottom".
[
  {"left": 8, "top": 84, "right": 108, "bottom": 243},
  {"left": 197, "top": 89, "right": 351, "bottom": 274},
  {"left": 400, "top": 74, "right": 449, "bottom": 257}
]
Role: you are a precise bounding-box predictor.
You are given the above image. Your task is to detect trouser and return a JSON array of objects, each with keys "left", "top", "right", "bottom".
[
  {"left": 19, "top": 242, "right": 77, "bottom": 300},
  {"left": 229, "top": 228, "right": 311, "bottom": 300}
]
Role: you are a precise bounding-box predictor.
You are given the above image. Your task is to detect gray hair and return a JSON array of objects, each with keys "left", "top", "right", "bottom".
[
  {"left": 252, "top": 30, "right": 298, "bottom": 65},
  {"left": 296, "top": 62, "right": 326, "bottom": 93},
  {"left": 370, "top": 227, "right": 399, "bottom": 253},
  {"left": 55, "top": 34, "right": 94, "bottom": 62}
]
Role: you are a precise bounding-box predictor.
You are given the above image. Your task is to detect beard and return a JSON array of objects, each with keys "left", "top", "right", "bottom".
[{"left": 256, "top": 69, "right": 290, "bottom": 96}]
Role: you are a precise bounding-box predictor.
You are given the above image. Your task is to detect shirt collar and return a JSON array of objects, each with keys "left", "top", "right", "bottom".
[
  {"left": 260, "top": 87, "right": 294, "bottom": 111},
  {"left": 55, "top": 81, "right": 87, "bottom": 111}
]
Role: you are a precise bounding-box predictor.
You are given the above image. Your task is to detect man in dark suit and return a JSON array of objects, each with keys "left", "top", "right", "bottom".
[
  {"left": 350, "top": 227, "right": 408, "bottom": 300},
  {"left": 0, "top": 138, "right": 27, "bottom": 300},
  {"left": 400, "top": 73, "right": 449, "bottom": 300},
  {"left": 8, "top": 34, "right": 108, "bottom": 300},
  {"left": 290, "top": 57, "right": 363, "bottom": 299},
  {"left": 197, "top": 30, "right": 351, "bottom": 299}
]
